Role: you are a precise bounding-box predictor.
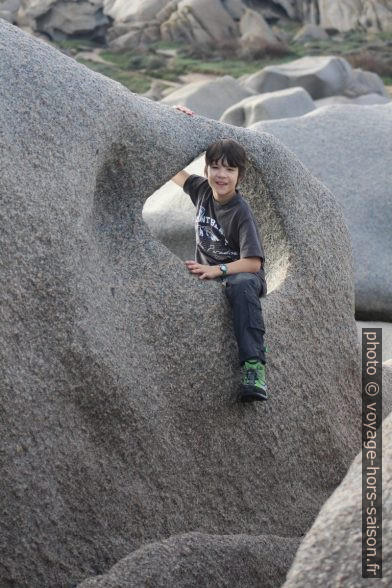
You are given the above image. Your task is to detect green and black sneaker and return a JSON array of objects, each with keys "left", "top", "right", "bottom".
[{"left": 239, "top": 359, "right": 267, "bottom": 402}]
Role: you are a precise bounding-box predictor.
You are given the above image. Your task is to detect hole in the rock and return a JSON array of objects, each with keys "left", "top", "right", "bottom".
[
  {"left": 143, "top": 155, "right": 203, "bottom": 261},
  {"left": 142, "top": 154, "right": 290, "bottom": 294}
]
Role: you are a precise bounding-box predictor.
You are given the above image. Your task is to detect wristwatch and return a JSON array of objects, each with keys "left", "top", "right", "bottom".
[{"left": 219, "top": 264, "right": 228, "bottom": 276}]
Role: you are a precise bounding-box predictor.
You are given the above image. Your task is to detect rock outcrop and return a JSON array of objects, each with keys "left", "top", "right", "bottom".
[
  {"left": 284, "top": 408, "right": 392, "bottom": 586},
  {"left": 251, "top": 104, "right": 392, "bottom": 320},
  {"left": 0, "top": 0, "right": 21, "bottom": 22},
  {"left": 220, "top": 87, "right": 315, "bottom": 126},
  {"left": 161, "top": 75, "right": 254, "bottom": 120},
  {"left": 78, "top": 532, "right": 300, "bottom": 587},
  {"left": 318, "top": 0, "right": 392, "bottom": 33},
  {"left": 240, "top": 55, "right": 388, "bottom": 100},
  {"left": 13, "top": 0, "right": 392, "bottom": 44},
  {"left": 18, "top": 0, "right": 110, "bottom": 40},
  {"left": 293, "top": 22, "right": 328, "bottom": 43},
  {"left": 315, "top": 93, "right": 390, "bottom": 106},
  {"left": 0, "top": 19, "right": 361, "bottom": 587}
]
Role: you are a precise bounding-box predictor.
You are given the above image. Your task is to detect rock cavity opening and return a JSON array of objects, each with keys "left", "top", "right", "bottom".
[{"left": 143, "top": 153, "right": 289, "bottom": 294}]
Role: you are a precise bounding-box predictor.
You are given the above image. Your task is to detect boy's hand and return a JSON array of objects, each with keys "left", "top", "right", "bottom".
[
  {"left": 185, "top": 260, "right": 221, "bottom": 280},
  {"left": 174, "top": 105, "right": 195, "bottom": 116}
]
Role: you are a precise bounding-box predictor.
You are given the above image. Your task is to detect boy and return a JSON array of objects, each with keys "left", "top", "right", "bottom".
[{"left": 172, "top": 107, "right": 267, "bottom": 402}]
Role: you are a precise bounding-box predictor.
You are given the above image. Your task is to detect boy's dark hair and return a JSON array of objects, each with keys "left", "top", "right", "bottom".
[{"left": 205, "top": 138, "right": 248, "bottom": 182}]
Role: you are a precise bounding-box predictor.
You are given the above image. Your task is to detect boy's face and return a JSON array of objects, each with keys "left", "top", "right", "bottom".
[{"left": 206, "top": 158, "right": 240, "bottom": 202}]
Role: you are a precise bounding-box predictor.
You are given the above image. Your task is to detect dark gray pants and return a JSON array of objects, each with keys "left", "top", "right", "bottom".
[{"left": 223, "top": 273, "right": 266, "bottom": 365}]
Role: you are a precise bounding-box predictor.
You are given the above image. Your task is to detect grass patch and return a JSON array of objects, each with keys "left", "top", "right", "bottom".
[
  {"left": 76, "top": 59, "right": 151, "bottom": 93},
  {"left": 49, "top": 38, "right": 102, "bottom": 51},
  {"left": 100, "top": 50, "right": 136, "bottom": 68},
  {"left": 54, "top": 29, "right": 392, "bottom": 96}
]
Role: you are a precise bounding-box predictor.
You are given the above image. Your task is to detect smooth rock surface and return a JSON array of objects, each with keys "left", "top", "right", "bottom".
[
  {"left": 284, "top": 408, "right": 392, "bottom": 586},
  {"left": 315, "top": 93, "right": 391, "bottom": 107},
  {"left": 241, "top": 55, "right": 354, "bottom": 99},
  {"left": 0, "top": 19, "right": 361, "bottom": 587},
  {"left": 251, "top": 104, "right": 392, "bottom": 320},
  {"left": 220, "top": 87, "right": 315, "bottom": 126},
  {"left": 344, "top": 67, "right": 389, "bottom": 98},
  {"left": 19, "top": 0, "right": 110, "bottom": 40},
  {"left": 78, "top": 532, "right": 300, "bottom": 587},
  {"left": 161, "top": 75, "right": 253, "bottom": 120},
  {"left": 241, "top": 55, "right": 387, "bottom": 100}
]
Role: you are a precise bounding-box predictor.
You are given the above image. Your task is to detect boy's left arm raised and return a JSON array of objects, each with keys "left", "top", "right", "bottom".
[
  {"left": 170, "top": 105, "right": 195, "bottom": 187},
  {"left": 171, "top": 169, "right": 190, "bottom": 188}
]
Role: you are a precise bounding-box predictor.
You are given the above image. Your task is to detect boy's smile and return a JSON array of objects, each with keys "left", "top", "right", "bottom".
[{"left": 207, "top": 159, "right": 239, "bottom": 203}]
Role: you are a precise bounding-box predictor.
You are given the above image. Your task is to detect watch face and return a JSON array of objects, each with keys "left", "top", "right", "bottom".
[{"left": 220, "top": 264, "right": 228, "bottom": 273}]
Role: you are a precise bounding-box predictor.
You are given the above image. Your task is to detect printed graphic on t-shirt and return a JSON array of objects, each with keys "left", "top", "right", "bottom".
[{"left": 196, "top": 206, "right": 238, "bottom": 260}]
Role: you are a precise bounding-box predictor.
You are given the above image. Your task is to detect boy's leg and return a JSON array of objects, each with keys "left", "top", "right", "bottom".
[
  {"left": 223, "top": 272, "right": 267, "bottom": 402},
  {"left": 223, "top": 272, "right": 266, "bottom": 365}
]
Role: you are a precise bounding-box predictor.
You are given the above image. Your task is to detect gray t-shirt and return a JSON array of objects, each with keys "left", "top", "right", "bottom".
[{"left": 183, "top": 174, "right": 266, "bottom": 284}]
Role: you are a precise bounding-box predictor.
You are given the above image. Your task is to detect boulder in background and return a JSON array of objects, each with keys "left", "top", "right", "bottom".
[
  {"left": 161, "top": 75, "right": 254, "bottom": 119},
  {"left": 251, "top": 103, "right": 392, "bottom": 320},
  {"left": 220, "top": 87, "right": 315, "bottom": 126}
]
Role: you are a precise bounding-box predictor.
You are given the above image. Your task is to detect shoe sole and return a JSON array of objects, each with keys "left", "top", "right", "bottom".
[{"left": 239, "top": 387, "right": 268, "bottom": 403}]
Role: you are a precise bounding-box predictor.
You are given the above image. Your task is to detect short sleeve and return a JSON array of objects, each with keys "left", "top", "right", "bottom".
[
  {"left": 183, "top": 174, "right": 208, "bottom": 207},
  {"left": 238, "top": 212, "right": 265, "bottom": 265}
]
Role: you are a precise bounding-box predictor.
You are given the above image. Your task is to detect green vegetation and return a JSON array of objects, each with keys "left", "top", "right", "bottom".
[
  {"left": 98, "top": 44, "right": 305, "bottom": 81},
  {"left": 49, "top": 38, "right": 101, "bottom": 51},
  {"left": 51, "top": 27, "right": 392, "bottom": 95},
  {"left": 76, "top": 59, "right": 151, "bottom": 93}
]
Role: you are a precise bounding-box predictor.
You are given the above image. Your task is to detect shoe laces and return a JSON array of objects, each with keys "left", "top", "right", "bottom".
[{"left": 245, "top": 366, "right": 257, "bottom": 386}]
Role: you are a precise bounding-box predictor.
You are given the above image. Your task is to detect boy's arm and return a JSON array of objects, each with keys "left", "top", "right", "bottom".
[
  {"left": 171, "top": 105, "right": 195, "bottom": 187},
  {"left": 171, "top": 170, "right": 190, "bottom": 188},
  {"left": 185, "top": 257, "right": 261, "bottom": 279}
]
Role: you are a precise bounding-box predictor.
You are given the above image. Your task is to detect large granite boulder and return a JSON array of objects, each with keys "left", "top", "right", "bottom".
[
  {"left": 239, "top": 7, "right": 281, "bottom": 50},
  {"left": 18, "top": 0, "right": 110, "bottom": 40},
  {"left": 160, "top": 0, "right": 243, "bottom": 45},
  {"left": 344, "top": 67, "right": 389, "bottom": 99},
  {"left": 103, "top": 0, "right": 168, "bottom": 22},
  {"left": 283, "top": 408, "right": 392, "bottom": 586},
  {"left": 0, "top": 19, "right": 361, "bottom": 587},
  {"left": 240, "top": 55, "right": 388, "bottom": 100},
  {"left": 78, "top": 532, "right": 300, "bottom": 587},
  {"left": 220, "top": 87, "right": 315, "bottom": 126},
  {"left": 161, "top": 75, "right": 253, "bottom": 120},
  {"left": 315, "top": 93, "right": 391, "bottom": 107},
  {"left": 293, "top": 23, "right": 328, "bottom": 43},
  {"left": 250, "top": 104, "right": 392, "bottom": 320},
  {"left": 318, "top": 0, "right": 392, "bottom": 33},
  {"left": 0, "top": 0, "right": 20, "bottom": 22}
]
